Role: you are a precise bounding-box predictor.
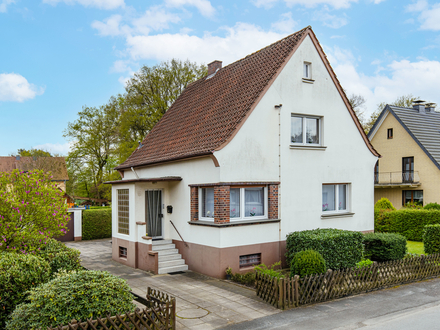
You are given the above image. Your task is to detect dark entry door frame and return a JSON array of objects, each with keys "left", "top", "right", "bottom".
[{"left": 145, "top": 190, "right": 164, "bottom": 239}]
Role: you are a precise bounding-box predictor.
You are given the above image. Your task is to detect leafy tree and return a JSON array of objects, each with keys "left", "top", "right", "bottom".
[
  {"left": 64, "top": 104, "right": 119, "bottom": 199},
  {"left": 0, "top": 170, "right": 69, "bottom": 254},
  {"left": 348, "top": 93, "right": 366, "bottom": 127},
  {"left": 17, "top": 149, "right": 52, "bottom": 157}
]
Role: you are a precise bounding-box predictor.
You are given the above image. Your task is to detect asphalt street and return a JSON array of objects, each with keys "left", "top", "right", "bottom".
[{"left": 221, "top": 277, "right": 440, "bottom": 330}]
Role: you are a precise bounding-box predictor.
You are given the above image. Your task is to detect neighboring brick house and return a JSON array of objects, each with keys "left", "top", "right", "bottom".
[
  {"left": 107, "top": 26, "right": 379, "bottom": 278},
  {"left": 0, "top": 156, "right": 69, "bottom": 191},
  {"left": 368, "top": 101, "right": 440, "bottom": 208}
]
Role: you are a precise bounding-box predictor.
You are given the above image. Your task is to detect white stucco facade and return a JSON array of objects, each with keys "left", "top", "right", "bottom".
[{"left": 111, "top": 34, "right": 377, "bottom": 275}]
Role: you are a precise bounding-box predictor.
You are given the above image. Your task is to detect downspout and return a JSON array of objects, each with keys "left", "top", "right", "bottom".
[
  {"left": 131, "top": 167, "right": 139, "bottom": 180},
  {"left": 274, "top": 104, "right": 283, "bottom": 264}
]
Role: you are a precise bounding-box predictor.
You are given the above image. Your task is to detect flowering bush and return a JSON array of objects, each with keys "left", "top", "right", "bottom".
[{"left": 0, "top": 169, "right": 69, "bottom": 254}]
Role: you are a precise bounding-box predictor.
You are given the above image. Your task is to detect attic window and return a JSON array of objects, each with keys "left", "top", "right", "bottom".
[
  {"left": 387, "top": 128, "right": 393, "bottom": 139},
  {"left": 303, "top": 62, "right": 314, "bottom": 83}
]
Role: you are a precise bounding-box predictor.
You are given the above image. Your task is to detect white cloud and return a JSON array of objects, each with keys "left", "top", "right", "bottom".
[
  {"left": 125, "top": 22, "right": 285, "bottom": 65},
  {"left": 42, "top": 0, "right": 124, "bottom": 10},
  {"left": 164, "top": 0, "right": 215, "bottom": 17},
  {"left": 406, "top": 0, "right": 428, "bottom": 12},
  {"left": 111, "top": 60, "right": 132, "bottom": 73},
  {"left": 0, "top": 73, "right": 44, "bottom": 102},
  {"left": 313, "top": 6, "right": 348, "bottom": 28},
  {"left": 326, "top": 46, "right": 440, "bottom": 116},
  {"left": 91, "top": 14, "right": 127, "bottom": 36},
  {"left": 34, "top": 142, "right": 72, "bottom": 156},
  {"left": 252, "top": 0, "right": 359, "bottom": 9},
  {"left": 271, "top": 12, "right": 298, "bottom": 34},
  {"left": 406, "top": 1, "right": 440, "bottom": 31},
  {"left": 251, "top": 0, "right": 279, "bottom": 9},
  {"left": 0, "top": 0, "right": 15, "bottom": 13}
]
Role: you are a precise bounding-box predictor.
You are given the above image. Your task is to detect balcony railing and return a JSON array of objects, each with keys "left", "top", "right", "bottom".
[{"left": 374, "top": 171, "right": 420, "bottom": 186}]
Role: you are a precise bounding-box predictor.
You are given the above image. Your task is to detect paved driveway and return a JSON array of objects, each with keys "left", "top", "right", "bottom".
[{"left": 65, "top": 239, "right": 280, "bottom": 330}]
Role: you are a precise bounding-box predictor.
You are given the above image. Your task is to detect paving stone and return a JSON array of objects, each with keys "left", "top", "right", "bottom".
[{"left": 177, "top": 308, "right": 209, "bottom": 318}]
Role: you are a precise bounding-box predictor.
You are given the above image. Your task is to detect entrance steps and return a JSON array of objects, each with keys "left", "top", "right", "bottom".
[{"left": 152, "top": 240, "right": 188, "bottom": 274}]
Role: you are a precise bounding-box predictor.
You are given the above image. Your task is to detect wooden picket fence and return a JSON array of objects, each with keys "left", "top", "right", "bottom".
[
  {"left": 256, "top": 254, "right": 440, "bottom": 309},
  {"left": 48, "top": 287, "right": 176, "bottom": 330}
]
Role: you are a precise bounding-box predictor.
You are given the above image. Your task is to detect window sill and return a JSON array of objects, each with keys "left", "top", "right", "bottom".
[
  {"left": 302, "top": 78, "right": 315, "bottom": 84},
  {"left": 290, "top": 145, "right": 327, "bottom": 150},
  {"left": 321, "top": 212, "right": 354, "bottom": 219},
  {"left": 189, "top": 218, "right": 280, "bottom": 227}
]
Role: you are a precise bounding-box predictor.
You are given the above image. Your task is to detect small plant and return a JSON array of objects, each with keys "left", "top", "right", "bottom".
[
  {"left": 254, "top": 261, "right": 284, "bottom": 279},
  {"left": 231, "top": 272, "right": 256, "bottom": 286},
  {"left": 375, "top": 198, "right": 396, "bottom": 211},
  {"left": 290, "top": 250, "right": 326, "bottom": 278},
  {"left": 423, "top": 224, "right": 440, "bottom": 254},
  {"left": 356, "top": 259, "right": 373, "bottom": 268},
  {"left": 249, "top": 207, "right": 256, "bottom": 216},
  {"left": 403, "top": 202, "right": 423, "bottom": 209},
  {"left": 225, "top": 267, "right": 232, "bottom": 275}
]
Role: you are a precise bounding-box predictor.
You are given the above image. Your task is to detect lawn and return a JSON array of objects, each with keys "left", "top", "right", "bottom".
[{"left": 407, "top": 241, "right": 424, "bottom": 255}]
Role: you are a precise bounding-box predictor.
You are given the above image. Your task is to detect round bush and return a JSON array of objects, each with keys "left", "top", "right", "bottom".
[
  {"left": 6, "top": 270, "right": 136, "bottom": 329},
  {"left": 424, "top": 203, "right": 440, "bottom": 210},
  {"left": 0, "top": 253, "right": 50, "bottom": 328},
  {"left": 37, "top": 238, "right": 82, "bottom": 275},
  {"left": 290, "top": 250, "right": 327, "bottom": 278},
  {"left": 375, "top": 198, "right": 396, "bottom": 211},
  {"left": 423, "top": 224, "right": 440, "bottom": 254}
]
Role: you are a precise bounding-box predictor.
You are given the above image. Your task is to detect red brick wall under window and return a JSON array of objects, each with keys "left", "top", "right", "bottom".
[
  {"left": 268, "top": 184, "right": 279, "bottom": 219},
  {"left": 190, "top": 186, "right": 198, "bottom": 222},
  {"left": 214, "top": 186, "right": 230, "bottom": 223}
]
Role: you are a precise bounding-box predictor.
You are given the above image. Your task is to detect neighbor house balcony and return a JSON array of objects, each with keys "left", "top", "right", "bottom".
[{"left": 374, "top": 171, "right": 421, "bottom": 188}]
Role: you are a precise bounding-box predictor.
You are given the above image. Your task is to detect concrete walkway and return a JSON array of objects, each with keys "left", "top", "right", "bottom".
[{"left": 65, "top": 239, "right": 280, "bottom": 329}]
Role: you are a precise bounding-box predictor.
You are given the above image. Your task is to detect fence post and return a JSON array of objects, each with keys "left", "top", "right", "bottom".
[
  {"left": 294, "top": 275, "right": 299, "bottom": 307},
  {"left": 278, "top": 278, "right": 284, "bottom": 309}
]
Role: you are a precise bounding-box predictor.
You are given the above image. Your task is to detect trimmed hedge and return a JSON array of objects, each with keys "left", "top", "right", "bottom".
[
  {"left": 82, "top": 209, "right": 112, "bottom": 240},
  {"left": 363, "top": 233, "right": 407, "bottom": 262},
  {"left": 286, "top": 228, "right": 364, "bottom": 270},
  {"left": 423, "top": 224, "right": 440, "bottom": 254},
  {"left": 290, "top": 249, "right": 326, "bottom": 278},
  {"left": 375, "top": 209, "right": 440, "bottom": 241},
  {"left": 0, "top": 253, "right": 51, "bottom": 328},
  {"left": 424, "top": 203, "right": 440, "bottom": 210},
  {"left": 6, "top": 270, "right": 136, "bottom": 330}
]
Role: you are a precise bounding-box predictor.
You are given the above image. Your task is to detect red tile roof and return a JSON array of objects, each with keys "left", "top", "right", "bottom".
[
  {"left": 0, "top": 157, "right": 69, "bottom": 181},
  {"left": 117, "top": 26, "right": 378, "bottom": 170}
]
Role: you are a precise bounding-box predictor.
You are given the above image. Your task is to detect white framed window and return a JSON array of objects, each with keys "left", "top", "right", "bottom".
[
  {"left": 303, "top": 62, "right": 312, "bottom": 79},
  {"left": 291, "top": 115, "right": 321, "bottom": 145},
  {"left": 199, "top": 187, "right": 214, "bottom": 220},
  {"left": 230, "top": 187, "right": 268, "bottom": 221},
  {"left": 322, "top": 184, "right": 349, "bottom": 213}
]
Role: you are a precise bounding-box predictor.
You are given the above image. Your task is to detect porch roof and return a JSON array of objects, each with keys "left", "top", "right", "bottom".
[{"left": 104, "top": 176, "right": 182, "bottom": 185}]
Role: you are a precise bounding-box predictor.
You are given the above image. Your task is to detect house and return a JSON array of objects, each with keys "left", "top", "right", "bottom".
[
  {"left": 106, "top": 26, "right": 379, "bottom": 278},
  {"left": 0, "top": 156, "right": 69, "bottom": 192},
  {"left": 368, "top": 101, "right": 440, "bottom": 208}
]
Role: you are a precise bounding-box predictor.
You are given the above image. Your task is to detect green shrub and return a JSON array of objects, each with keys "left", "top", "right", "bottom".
[
  {"left": 82, "top": 209, "right": 112, "bottom": 240},
  {"left": 423, "top": 224, "right": 440, "bottom": 254},
  {"left": 0, "top": 253, "right": 50, "bottom": 328},
  {"left": 375, "top": 198, "right": 396, "bottom": 211},
  {"left": 403, "top": 202, "right": 423, "bottom": 209},
  {"left": 356, "top": 259, "right": 373, "bottom": 268},
  {"left": 286, "top": 228, "right": 364, "bottom": 270},
  {"left": 254, "top": 261, "right": 284, "bottom": 279},
  {"left": 6, "top": 270, "right": 136, "bottom": 329},
  {"left": 424, "top": 203, "right": 440, "bottom": 210},
  {"left": 37, "top": 238, "right": 82, "bottom": 275},
  {"left": 375, "top": 209, "right": 440, "bottom": 241},
  {"left": 363, "top": 233, "right": 407, "bottom": 262},
  {"left": 290, "top": 250, "right": 326, "bottom": 278},
  {"left": 231, "top": 272, "right": 256, "bottom": 286}
]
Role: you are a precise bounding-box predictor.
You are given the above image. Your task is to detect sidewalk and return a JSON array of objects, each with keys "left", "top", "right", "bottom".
[{"left": 65, "top": 239, "right": 280, "bottom": 330}]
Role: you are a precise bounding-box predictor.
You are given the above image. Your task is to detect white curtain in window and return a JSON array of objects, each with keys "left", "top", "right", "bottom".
[
  {"left": 338, "top": 185, "right": 346, "bottom": 210},
  {"left": 230, "top": 188, "right": 240, "bottom": 218},
  {"left": 245, "top": 188, "right": 264, "bottom": 216},
  {"left": 291, "top": 116, "right": 303, "bottom": 143},
  {"left": 306, "top": 118, "right": 319, "bottom": 144},
  {"left": 203, "top": 188, "right": 214, "bottom": 217},
  {"left": 322, "top": 185, "right": 335, "bottom": 211}
]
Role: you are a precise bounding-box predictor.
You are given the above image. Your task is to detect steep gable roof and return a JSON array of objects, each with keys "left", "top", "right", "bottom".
[
  {"left": 0, "top": 157, "right": 69, "bottom": 181},
  {"left": 369, "top": 105, "right": 440, "bottom": 170},
  {"left": 117, "top": 26, "right": 378, "bottom": 170}
]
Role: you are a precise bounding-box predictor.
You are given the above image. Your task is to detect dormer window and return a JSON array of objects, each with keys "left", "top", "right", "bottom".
[{"left": 303, "top": 62, "right": 312, "bottom": 79}]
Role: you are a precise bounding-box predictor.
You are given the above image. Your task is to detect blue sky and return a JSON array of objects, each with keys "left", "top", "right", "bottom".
[{"left": 1, "top": 0, "right": 440, "bottom": 156}]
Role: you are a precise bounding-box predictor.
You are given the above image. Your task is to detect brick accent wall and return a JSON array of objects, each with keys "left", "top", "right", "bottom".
[
  {"left": 268, "top": 184, "right": 279, "bottom": 219},
  {"left": 190, "top": 186, "right": 199, "bottom": 222},
  {"left": 214, "top": 185, "right": 230, "bottom": 223}
]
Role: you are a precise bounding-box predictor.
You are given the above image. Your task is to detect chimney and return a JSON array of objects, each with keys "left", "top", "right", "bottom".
[
  {"left": 207, "top": 60, "right": 222, "bottom": 76},
  {"left": 425, "top": 103, "right": 437, "bottom": 112},
  {"left": 412, "top": 100, "right": 426, "bottom": 113}
]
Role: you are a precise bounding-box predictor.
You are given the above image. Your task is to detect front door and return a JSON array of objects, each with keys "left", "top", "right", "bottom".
[{"left": 146, "top": 190, "right": 163, "bottom": 239}]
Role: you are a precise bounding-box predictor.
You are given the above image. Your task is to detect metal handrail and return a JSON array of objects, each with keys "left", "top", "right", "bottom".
[
  {"left": 170, "top": 220, "right": 189, "bottom": 248},
  {"left": 374, "top": 171, "right": 420, "bottom": 185}
]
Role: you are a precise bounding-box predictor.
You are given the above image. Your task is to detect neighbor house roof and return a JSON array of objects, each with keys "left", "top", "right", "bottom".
[
  {"left": 116, "top": 26, "right": 378, "bottom": 170},
  {"left": 369, "top": 105, "right": 440, "bottom": 170},
  {"left": 0, "top": 156, "right": 69, "bottom": 181}
]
